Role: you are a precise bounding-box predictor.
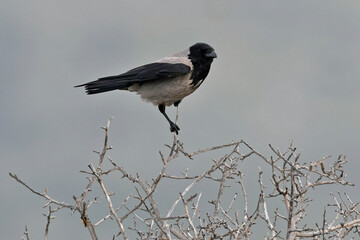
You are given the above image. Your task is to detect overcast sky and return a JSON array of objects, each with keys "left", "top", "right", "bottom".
[{"left": 2, "top": 1, "right": 360, "bottom": 239}]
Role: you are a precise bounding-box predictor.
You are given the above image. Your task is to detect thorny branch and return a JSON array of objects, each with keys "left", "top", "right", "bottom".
[
  {"left": 12, "top": 119, "right": 360, "bottom": 239},
  {"left": 22, "top": 225, "right": 30, "bottom": 240}
]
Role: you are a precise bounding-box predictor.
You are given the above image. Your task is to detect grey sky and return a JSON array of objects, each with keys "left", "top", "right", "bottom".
[{"left": 2, "top": 1, "right": 360, "bottom": 239}]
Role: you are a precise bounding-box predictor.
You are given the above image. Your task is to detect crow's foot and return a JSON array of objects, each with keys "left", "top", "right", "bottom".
[{"left": 169, "top": 123, "right": 180, "bottom": 135}]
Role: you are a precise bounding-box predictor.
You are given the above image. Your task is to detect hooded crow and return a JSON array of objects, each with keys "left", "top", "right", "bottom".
[{"left": 75, "top": 42, "right": 217, "bottom": 134}]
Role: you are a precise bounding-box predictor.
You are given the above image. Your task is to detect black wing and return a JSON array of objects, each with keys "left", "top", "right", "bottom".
[{"left": 75, "top": 62, "right": 191, "bottom": 95}]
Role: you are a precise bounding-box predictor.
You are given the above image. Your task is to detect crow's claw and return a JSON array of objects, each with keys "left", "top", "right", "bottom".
[{"left": 169, "top": 123, "right": 180, "bottom": 135}]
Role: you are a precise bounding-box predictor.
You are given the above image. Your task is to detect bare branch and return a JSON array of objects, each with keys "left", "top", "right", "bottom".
[
  {"left": 9, "top": 173, "right": 75, "bottom": 210},
  {"left": 88, "top": 164, "right": 128, "bottom": 239},
  {"left": 22, "top": 225, "right": 30, "bottom": 240},
  {"left": 11, "top": 118, "right": 359, "bottom": 240}
]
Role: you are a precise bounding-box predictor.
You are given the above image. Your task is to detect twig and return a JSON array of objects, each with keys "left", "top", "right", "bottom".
[
  {"left": 23, "top": 225, "right": 30, "bottom": 240},
  {"left": 89, "top": 164, "right": 128, "bottom": 239},
  {"left": 9, "top": 173, "right": 75, "bottom": 210},
  {"left": 43, "top": 206, "right": 56, "bottom": 240}
]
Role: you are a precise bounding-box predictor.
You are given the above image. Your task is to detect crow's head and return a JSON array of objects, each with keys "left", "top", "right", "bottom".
[{"left": 188, "top": 42, "right": 217, "bottom": 64}]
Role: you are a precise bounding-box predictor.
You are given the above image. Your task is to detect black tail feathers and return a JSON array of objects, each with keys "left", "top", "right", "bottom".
[{"left": 74, "top": 78, "right": 130, "bottom": 95}]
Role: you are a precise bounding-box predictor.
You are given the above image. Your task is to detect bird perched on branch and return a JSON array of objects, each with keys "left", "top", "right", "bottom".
[{"left": 75, "top": 42, "right": 217, "bottom": 134}]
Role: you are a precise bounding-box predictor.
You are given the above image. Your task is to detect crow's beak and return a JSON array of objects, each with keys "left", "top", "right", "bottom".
[{"left": 205, "top": 51, "right": 217, "bottom": 58}]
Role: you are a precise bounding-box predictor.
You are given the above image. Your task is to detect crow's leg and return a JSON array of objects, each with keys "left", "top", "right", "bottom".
[
  {"left": 174, "top": 100, "right": 182, "bottom": 107},
  {"left": 158, "top": 104, "right": 180, "bottom": 134},
  {"left": 173, "top": 100, "right": 181, "bottom": 128}
]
